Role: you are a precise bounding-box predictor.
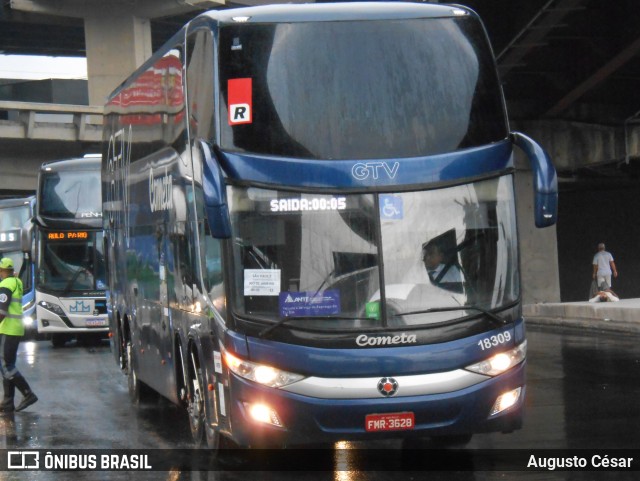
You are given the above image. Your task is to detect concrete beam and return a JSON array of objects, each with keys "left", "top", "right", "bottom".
[
  {"left": 512, "top": 119, "right": 640, "bottom": 171},
  {"left": 0, "top": 100, "right": 102, "bottom": 142},
  {"left": 9, "top": 0, "right": 224, "bottom": 104},
  {"left": 497, "top": 0, "right": 585, "bottom": 77},
  {"left": 545, "top": 35, "right": 640, "bottom": 117}
]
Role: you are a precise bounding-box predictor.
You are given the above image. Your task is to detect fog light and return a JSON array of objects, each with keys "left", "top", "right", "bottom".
[
  {"left": 244, "top": 402, "right": 284, "bottom": 427},
  {"left": 490, "top": 387, "right": 522, "bottom": 416}
]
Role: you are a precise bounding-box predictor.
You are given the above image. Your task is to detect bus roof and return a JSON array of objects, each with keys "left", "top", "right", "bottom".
[
  {"left": 106, "top": 2, "right": 476, "bottom": 103},
  {"left": 203, "top": 2, "right": 472, "bottom": 24},
  {"left": 40, "top": 156, "right": 101, "bottom": 173},
  {"left": 0, "top": 196, "right": 35, "bottom": 210}
]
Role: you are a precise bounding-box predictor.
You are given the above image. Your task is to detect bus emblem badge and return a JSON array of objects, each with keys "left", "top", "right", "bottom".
[{"left": 377, "top": 377, "right": 398, "bottom": 397}]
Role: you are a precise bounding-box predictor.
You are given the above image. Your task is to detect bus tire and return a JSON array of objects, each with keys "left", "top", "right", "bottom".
[
  {"left": 187, "top": 349, "right": 207, "bottom": 446},
  {"left": 186, "top": 349, "right": 223, "bottom": 450}
]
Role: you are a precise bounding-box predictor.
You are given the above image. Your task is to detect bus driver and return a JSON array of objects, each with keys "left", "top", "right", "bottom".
[{"left": 422, "top": 241, "right": 464, "bottom": 292}]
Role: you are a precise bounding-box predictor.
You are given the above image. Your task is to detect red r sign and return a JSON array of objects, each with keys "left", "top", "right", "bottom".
[{"left": 228, "top": 78, "right": 253, "bottom": 125}]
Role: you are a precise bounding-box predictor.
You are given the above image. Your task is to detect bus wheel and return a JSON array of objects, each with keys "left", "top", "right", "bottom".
[{"left": 187, "top": 350, "right": 206, "bottom": 446}]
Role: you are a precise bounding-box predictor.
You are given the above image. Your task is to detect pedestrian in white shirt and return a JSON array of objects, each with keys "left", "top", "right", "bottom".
[{"left": 592, "top": 242, "right": 618, "bottom": 289}]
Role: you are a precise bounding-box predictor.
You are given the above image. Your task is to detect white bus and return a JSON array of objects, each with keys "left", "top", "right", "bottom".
[{"left": 34, "top": 156, "right": 108, "bottom": 347}]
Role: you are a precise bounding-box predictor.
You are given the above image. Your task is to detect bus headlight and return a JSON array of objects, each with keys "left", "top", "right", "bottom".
[
  {"left": 223, "top": 350, "right": 305, "bottom": 388},
  {"left": 465, "top": 341, "right": 527, "bottom": 376},
  {"left": 490, "top": 387, "right": 522, "bottom": 416},
  {"left": 38, "top": 300, "right": 66, "bottom": 316},
  {"left": 243, "top": 402, "right": 284, "bottom": 427}
]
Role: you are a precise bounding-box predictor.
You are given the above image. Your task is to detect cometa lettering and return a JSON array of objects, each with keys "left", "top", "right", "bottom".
[
  {"left": 149, "top": 168, "right": 173, "bottom": 212},
  {"left": 356, "top": 333, "right": 417, "bottom": 347}
]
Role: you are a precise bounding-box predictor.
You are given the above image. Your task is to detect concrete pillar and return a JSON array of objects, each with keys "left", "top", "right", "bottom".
[
  {"left": 84, "top": 13, "right": 152, "bottom": 105},
  {"left": 515, "top": 167, "right": 561, "bottom": 304}
]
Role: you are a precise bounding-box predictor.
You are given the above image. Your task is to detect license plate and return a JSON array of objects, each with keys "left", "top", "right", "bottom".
[
  {"left": 365, "top": 412, "right": 415, "bottom": 432},
  {"left": 85, "top": 318, "right": 107, "bottom": 327}
]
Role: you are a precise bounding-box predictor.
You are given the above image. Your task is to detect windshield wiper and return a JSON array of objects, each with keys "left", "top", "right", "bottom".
[
  {"left": 392, "top": 305, "right": 509, "bottom": 327},
  {"left": 62, "top": 265, "right": 90, "bottom": 296},
  {"left": 258, "top": 315, "right": 371, "bottom": 338}
]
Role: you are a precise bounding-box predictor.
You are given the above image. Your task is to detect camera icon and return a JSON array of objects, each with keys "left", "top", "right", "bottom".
[{"left": 7, "top": 451, "right": 40, "bottom": 469}]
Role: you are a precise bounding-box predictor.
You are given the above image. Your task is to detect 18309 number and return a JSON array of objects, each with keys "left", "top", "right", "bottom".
[{"left": 477, "top": 331, "right": 511, "bottom": 351}]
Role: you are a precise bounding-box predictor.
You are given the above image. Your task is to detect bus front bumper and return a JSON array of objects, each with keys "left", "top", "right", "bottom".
[
  {"left": 224, "top": 361, "right": 525, "bottom": 447},
  {"left": 36, "top": 305, "right": 108, "bottom": 334}
]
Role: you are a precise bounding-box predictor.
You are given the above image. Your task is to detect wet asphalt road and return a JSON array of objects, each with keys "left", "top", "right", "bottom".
[{"left": 1, "top": 325, "right": 640, "bottom": 480}]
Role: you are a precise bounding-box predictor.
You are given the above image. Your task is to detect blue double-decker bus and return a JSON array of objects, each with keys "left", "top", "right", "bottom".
[{"left": 102, "top": 2, "right": 557, "bottom": 449}]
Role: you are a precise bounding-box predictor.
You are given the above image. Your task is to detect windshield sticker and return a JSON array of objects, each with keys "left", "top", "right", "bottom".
[
  {"left": 365, "top": 301, "right": 380, "bottom": 320},
  {"left": 279, "top": 290, "right": 341, "bottom": 318},
  {"left": 270, "top": 197, "right": 346, "bottom": 212},
  {"left": 379, "top": 194, "right": 403, "bottom": 220},
  {"left": 244, "top": 269, "right": 280, "bottom": 296},
  {"left": 228, "top": 78, "right": 252, "bottom": 125}
]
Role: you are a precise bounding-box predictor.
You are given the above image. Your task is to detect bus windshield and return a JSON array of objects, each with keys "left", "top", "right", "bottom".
[
  {"left": 0, "top": 205, "right": 30, "bottom": 231},
  {"left": 37, "top": 232, "right": 107, "bottom": 293},
  {"left": 0, "top": 203, "right": 32, "bottom": 293},
  {"left": 219, "top": 16, "right": 507, "bottom": 160},
  {"left": 40, "top": 169, "right": 102, "bottom": 218},
  {"left": 228, "top": 176, "right": 518, "bottom": 330}
]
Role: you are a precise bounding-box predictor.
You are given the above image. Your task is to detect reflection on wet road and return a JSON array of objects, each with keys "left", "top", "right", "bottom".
[{"left": 1, "top": 325, "right": 639, "bottom": 480}]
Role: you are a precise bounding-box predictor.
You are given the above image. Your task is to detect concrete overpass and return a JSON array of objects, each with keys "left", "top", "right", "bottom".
[{"left": 1, "top": 0, "right": 640, "bottom": 304}]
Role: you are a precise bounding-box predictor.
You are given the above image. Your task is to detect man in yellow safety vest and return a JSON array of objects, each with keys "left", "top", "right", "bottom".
[{"left": 0, "top": 257, "right": 37, "bottom": 413}]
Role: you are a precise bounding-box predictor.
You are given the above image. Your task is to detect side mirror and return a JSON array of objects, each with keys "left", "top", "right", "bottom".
[
  {"left": 512, "top": 132, "right": 558, "bottom": 228},
  {"left": 198, "top": 140, "right": 231, "bottom": 239},
  {"left": 20, "top": 220, "right": 34, "bottom": 258}
]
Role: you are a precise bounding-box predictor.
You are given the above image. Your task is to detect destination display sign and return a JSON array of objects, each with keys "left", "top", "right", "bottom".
[
  {"left": 0, "top": 230, "right": 20, "bottom": 243},
  {"left": 47, "top": 231, "right": 89, "bottom": 241}
]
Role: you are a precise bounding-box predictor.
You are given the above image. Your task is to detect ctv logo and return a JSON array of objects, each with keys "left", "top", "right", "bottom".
[{"left": 8, "top": 451, "right": 39, "bottom": 469}]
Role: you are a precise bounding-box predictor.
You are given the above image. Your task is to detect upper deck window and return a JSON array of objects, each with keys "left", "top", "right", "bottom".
[
  {"left": 39, "top": 169, "right": 102, "bottom": 218},
  {"left": 219, "top": 16, "right": 507, "bottom": 160}
]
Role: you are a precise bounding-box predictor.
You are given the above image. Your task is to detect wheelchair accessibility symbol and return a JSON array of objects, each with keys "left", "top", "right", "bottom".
[{"left": 379, "top": 194, "right": 403, "bottom": 220}]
